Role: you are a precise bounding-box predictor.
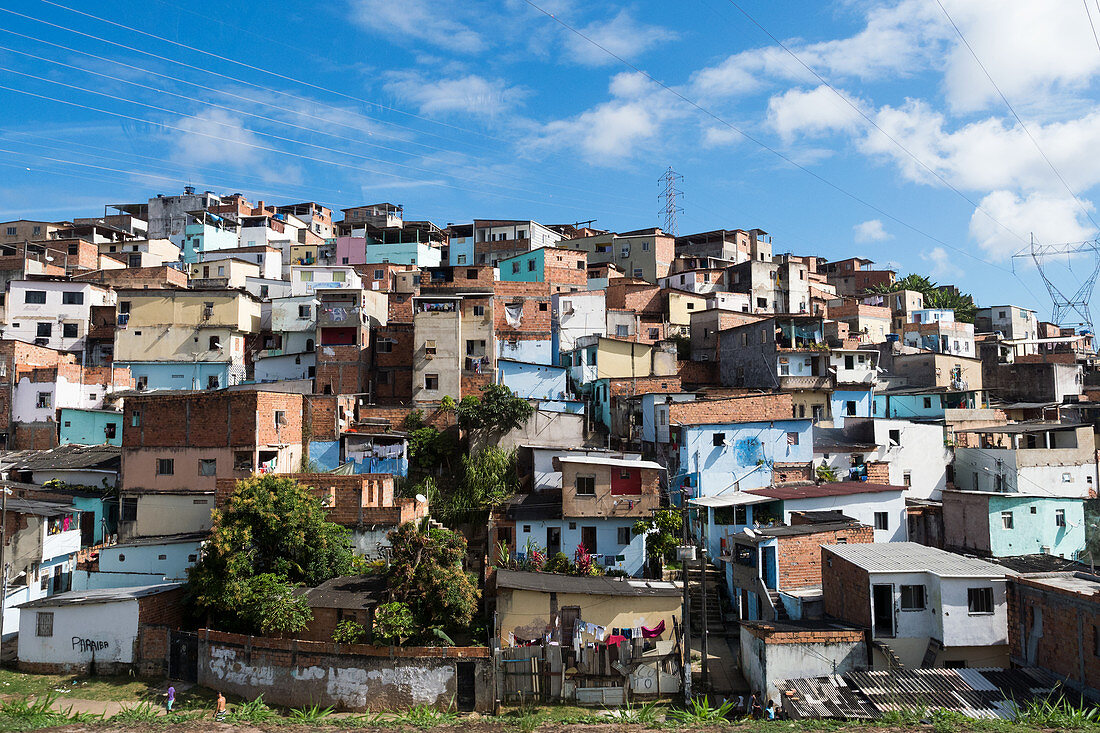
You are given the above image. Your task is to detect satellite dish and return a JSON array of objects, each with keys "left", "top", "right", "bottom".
[{"left": 415, "top": 493, "right": 427, "bottom": 503}]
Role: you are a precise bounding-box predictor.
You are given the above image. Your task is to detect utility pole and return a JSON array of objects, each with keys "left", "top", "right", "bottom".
[
  {"left": 680, "top": 485, "right": 692, "bottom": 703},
  {"left": 658, "top": 167, "right": 684, "bottom": 237},
  {"left": 0, "top": 482, "right": 9, "bottom": 662},
  {"left": 700, "top": 548, "right": 709, "bottom": 692}
]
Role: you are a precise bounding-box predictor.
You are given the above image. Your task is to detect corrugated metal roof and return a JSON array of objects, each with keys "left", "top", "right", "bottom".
[
  {"left": 18, "top": 583, "right": 181, "bottom": 609},
  {"left": 495, "top": 569, "right": 680, "bottom": 597},
  {"left": 4, "top": 444, "right": 120, "bottom": 471},
  {"left": 823, "top": 543, "right": 1009, "bottom": 577},
  {"left": 749, "top": 481, "right": 905, "bottom": 501},
  {"left": 779, "top": 668, "right": 1060, "bottom": 721},
  {"left": 688, "top": 493, "right": 773, "bottom": 508}
]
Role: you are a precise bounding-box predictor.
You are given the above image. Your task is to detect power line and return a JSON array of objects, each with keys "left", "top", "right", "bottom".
[
  {"left": 0, "top": 47, "right": 644, "bottom": 211},
  {"left": 520, "top": 0, "right": 1015, "bottom": 275},
  {"left": 32, "top": 0, "right": 513, "bottom": 146},
  {"left": 717, "top": 0, "right": 1030, "bottom": 250},
  {"left": 0, "top": 80, "right": 642, "bottom": 217},
  {"left": 935, "top": 0, "right": 1100, "bottom": 236},
  {"left": 1085, "top": 0, "right": 1100, "bottom": 53}
]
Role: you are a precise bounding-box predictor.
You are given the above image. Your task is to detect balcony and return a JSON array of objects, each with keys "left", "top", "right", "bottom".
[
  {"left": 778, "top": 375, "right": 831, "bottom": 390},
  {"left": 317, "top": 304, "right": 363, "bottom": 327},
  {"left": 464, "top": 355, "right": 489, "bottom": 373}
]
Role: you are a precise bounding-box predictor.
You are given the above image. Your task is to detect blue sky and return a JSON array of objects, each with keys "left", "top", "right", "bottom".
[{"left": 2, "top": 0, "right": 1100, "bottom": 321}]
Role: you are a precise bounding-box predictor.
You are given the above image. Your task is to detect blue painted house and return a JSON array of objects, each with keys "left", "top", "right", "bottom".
[
  {"left": 497, "top": 359, "right": 569, "bottom": 401},
  {"left": 59, "top": 408, "right": 123, "bottom": 446},
  {"left": 943, "top": 490, "right": 1086, "bottom": 560},
  {"left": 873, "top": 387, "right": 981, "bottom": 419}
]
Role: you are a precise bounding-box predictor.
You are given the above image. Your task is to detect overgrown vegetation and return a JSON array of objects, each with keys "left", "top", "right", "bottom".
[
  {"left": 371, "top": 601, "right": 416, "bottom": 644},
  {"left": 495, "top": 540, "right": 606, "bottom": 577},
  {"left": 384, "top": 522, "right": 480, "bottom": 644},
  {"left": 633, "top": 509, "right": 683, "bottom": 571},
  {"left": 331, "top": 618, "right": 369, "bottom": 644},
  {"left": 186, "top": 474, "right": 356, "bottom": 635},
  {"left": 864, "top": 273, "right": 977, "bottom": 323},
  {"left": 455, "top": 383, "right": 534, "bottom": 435}
]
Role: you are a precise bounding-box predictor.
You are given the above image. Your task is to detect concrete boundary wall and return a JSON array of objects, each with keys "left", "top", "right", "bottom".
[{"left": 197, "top": 629, "right": 494, "bottom": 712}]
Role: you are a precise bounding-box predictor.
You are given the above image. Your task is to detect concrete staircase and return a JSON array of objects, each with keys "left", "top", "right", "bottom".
[
  {"left": 766, "top": 590, "right": 790, "bottom": 622},
  {"left": 687, "top": 563, "right": 727, "bottom": 635}
]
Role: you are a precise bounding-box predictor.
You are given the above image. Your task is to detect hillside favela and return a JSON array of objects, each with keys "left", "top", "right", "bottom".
[{"left": 0, "top": 1, "right": 1099, "bottom": 731}]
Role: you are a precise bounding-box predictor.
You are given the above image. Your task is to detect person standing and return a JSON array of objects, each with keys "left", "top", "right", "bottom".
[
  {"left": 750, "top": 694, "right": 763, "bottom": 719},
  {"left": 215, "top": 692, "right": 227, "bottom": 721},
  {"left": 166, "top": 686, "right": 175, "bottom": 714}
]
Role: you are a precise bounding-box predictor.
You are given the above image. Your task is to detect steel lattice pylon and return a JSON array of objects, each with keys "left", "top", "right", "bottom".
[
  {"left": 658, "top": 167, "right": 683, "bottom": 236},
  {"left": 1013, "top": 237, "right": 1100, "bottom": 333}
]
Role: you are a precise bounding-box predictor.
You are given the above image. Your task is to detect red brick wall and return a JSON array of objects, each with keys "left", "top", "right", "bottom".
[
  {"left": 135, "top": 625, "right": 170, "bottom": 676},
  {"left": 605, "top": 282, "right": 663, "bottom": 314},
  {"left": 1008, "top": 576, "right": 1100, "bottom": 694},
  {"left": 493, "top": 282, "right": 551, "bottom": 341},
  {"left": 678, "top": 360, "right": 719, "bottom": 387},
  {"left": 137, "top": 587, "right": 187, "bottom": 627},
  {"left": 669, "top": 393, "right": 793, "bottom": 424},
  {"left": 607, "top": 375, "right": 681, "bottom": 397},
  {"left": 865, "top": 462, "right": 890, "bottom": 483},
  {"left": 123, "top": 391, "right": 304, "bottom": 447},
  {"left": 315, "top": 344, "right": 368, "bottom": 395},
  {"left": 822, "top": 547, "right": 871, "bottom": 627},
  {"left": 388, "top": 292, "right": 415, "bottom": 323},
  {"left": 373, "top": 323, "right": 414, "bottom": 403},
  {"left": 777, "top": 525, "right": 873, "bottom": 590}
]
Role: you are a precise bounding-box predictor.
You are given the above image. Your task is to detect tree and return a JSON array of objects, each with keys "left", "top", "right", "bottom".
[
  {"left": 187, "top": 475, "right": 356, "bottom": 634},
  {"left": 332, "top": 619, "right": 369, "bottom": 644},
  {"left": 455, "top": 384, "right": 534, "bottom": 434},
  {"left": 371, "top": 602, "right": 415, "bottom": 645},
  {"left": 862, "top": 272, "right": 976, "bottom": 323},
  {"left": 633, "top": 509, "right": 683, "bottom": 565},
  {"left": 385, "top": 522, "right": 480, "bottom": 641}
]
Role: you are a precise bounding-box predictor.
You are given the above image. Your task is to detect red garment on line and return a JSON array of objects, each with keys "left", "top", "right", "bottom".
[
  {"left": 605, "top": 634, "right": 627, "bottom": 647},
  {"left": 641, "top": 620, "right": 665, "bottom": 638}
]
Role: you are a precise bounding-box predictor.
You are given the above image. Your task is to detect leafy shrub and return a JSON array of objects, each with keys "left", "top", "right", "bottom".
[
  {"left": 332, "top": 619, "right": 368, "bottom": 644},
  {"left": 373, "top": 601, "right": 416, "bottom": 645}
]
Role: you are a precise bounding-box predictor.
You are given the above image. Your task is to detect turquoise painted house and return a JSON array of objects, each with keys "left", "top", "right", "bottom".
[
  {"left": 59, "top": 408, "right": 123, "bottom": 446},
  {"left": 873, "top": 387, "right": 981, "bottom": 420},
  {"left": 944, "top": 490, "right": 1086, "bottom": 560},
  {"left": 498, "top": 249, "right": 546, "bottom": 282}
]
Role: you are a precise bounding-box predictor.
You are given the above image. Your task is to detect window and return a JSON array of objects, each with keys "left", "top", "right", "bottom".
[
  {"left": 713, "top": 432, "right": 726, "bottom": 447},
  {"left": 131, "top": 410, "right": 141, "bottom": 427},
  {"left": 687, "top": 302, "right": 695, "bottom": 310},
  {"left": 888, "top": 429, "right": 901, "bottom": 445},
  {"left": 527, "top": 260, "right": 536, "bottom": 272},
  {"left": 1001, "top": 511, "right": 1014, "bottom": 529},
  {"left": 1055, "top": 509, "right": 1066, "bottom": 527},
  {"left": 332, "top": 271, "right": 346, "bottom": 282},
  {"left": 36, "top": 322, "right": 52, "bottom": 338},
  {"left": 457, "top": 255, "right": 467, "bottom": 265},
  {"left": 24, "top": 290, "right": 46, "bottom": 304},
  {"left": 633, "top": 269, "right": 643, "bottom": 278},
  {"left": 465, "top": 268, "right": 479, "bottom": 280},
  {"left": 36, "top": 392, "right": 50, "bottom": 409},
  {"left": 104, "top": 423, "right": 116, "bottom": 439},
  {"left": 62, "top": 323, "right": 77, "bottom": 338},
  {"left": 473, "top": 305, "right": 485, "bottom": 316},
  {"left": 900, "top": 584, "right": 926, "bottom": 611},
  {"left": 374, "top": 269, "right": 384, "bottom": 280},
  {"left": 209, "top": 335, "right": 221, "bottom": 350},
  {"left": 156, "top": 458, "right": 174, "bottom": 476},
  {"left": 298, "top": 304, "right": 311, "bottom": 318},
  {"left": 648, "top": 328, "right": 659, "bottom": 339},
  {"left": 305, "top": 338, "right": 314, "bottom": 352},
  {"left": 874, "top": 512, "right": 889, "bottom": 530},
  {"left": 903, "top": 470, "right": 912, "bottom": 487},
  {"left": 576, "top": 475, "right": 595, "bottom": 495},
  {"left": 300, "top": 271, "right": 313, "bottom": 281},
  {"left": 35, "top": 612, "right": 53, "bottom": 637},
  {"left": 968, "top": 587, "right": 994, "bottom": 614},
  {"left": 616, "top": 324, "right": 629, "bottom": 337},
  {"left": 787, "top": 432, "right": 799, "bottom": 445},
  {"left": 425, "top": 374, "right": 439, "bottom": 390},
  {"left": 425, "top": 340, "right": 436, "bottom": 356},
  {"left": 207, "top": 375, "right": 219, "bottom": 390},
  {"left": 4, "top": 226, "right": 14, "bottom": 236},
  {"left": 757, "top": 297, "right": 767, "bottom": 308},
  {"left": 198, "top": 459, "right": 216, "bottom": 476},
  {"left": 62, "top": 291, "right": 84, "bottom": 305},
  {"left": 539, "top": 302, "right": 547, "bottom": 311},
  {"left": 923, "top": 397, "right": 933, "bottom": 409},
  {"left": 511, "top": 262, "right": 520, "bottom": 274},
  {"left": 1061, "top": 472, "right": 1072, "bottom": 483},
  {"left": 617, "top": 527, "right": 632, "bottom": 544},
  {"left": 845, "top": 401, "right": 857, "bottom": 416},
  {"left": 274, "top": 410, "right": 287, "bottom": 427},
  {"left": 1030, "top": 506, "right": 1037, "bottom": 514},
  {"left": 376, "top": 338, "right": 393, "bottom": 353},
  {"left": 620, "top": 245, "right": 630, "bottom": 258}
]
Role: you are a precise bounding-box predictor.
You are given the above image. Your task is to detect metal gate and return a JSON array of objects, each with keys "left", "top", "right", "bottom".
[{"left": 168, "top": 630, "right": 198, "bottom": 682}]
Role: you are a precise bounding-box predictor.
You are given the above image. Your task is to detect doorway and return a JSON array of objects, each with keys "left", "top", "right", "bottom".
[
  {"left": 581, "top": 526, "right": 597, "bottom": 555},
  {"left": 456, "top": 661, "right": 476, "bottom": 711},
  {"left": 546, "top": 526, "right": 561, "bottom": 556},
  {"left": 872, "top": 584, "right": 895, "bottom": 637},
  {"left": 80, "top": 512, "right": 95, "bottom": 547}
]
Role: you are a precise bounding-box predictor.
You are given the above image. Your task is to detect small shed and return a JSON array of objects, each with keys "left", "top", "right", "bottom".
[
  {"left": 297, "top": 575, "right": 385, "bottom": 642},
  {"left": 16, "top": 583, "right": 184, "bottom": 674}
]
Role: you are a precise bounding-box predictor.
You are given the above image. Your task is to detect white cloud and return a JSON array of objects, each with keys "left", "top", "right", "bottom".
[
  {"left": 169, "top": 109, "right": 262, "bottom": 169},
  {"left": 859, "top": 100, "right": 1100, "bottom": 195},
  {"left": 938, "top": 0, "right": 1100, "bottom": 113},
  {"left": 384, "top": 73, "right": 527, "bottom": 116},
  {"left": 531, "top": 72, "right": 683, "bottom": 163},
  {"left": 921, "top": 246, "right": 963, "bottom": 279},
  {"left": 767, "top": 85, "right": 863, "bottom": 142},
  {"left": 564, "top": 9, "right": 677, "bottom": 66},
  {"left": 853, "top": 219, "right": 891, "bottom": 243},
  {"left": 347, "top": 0, "right": 482, "bottom": 54},
  {"left": 969, "top": 190, "right": 1096, "bottom": 260}
]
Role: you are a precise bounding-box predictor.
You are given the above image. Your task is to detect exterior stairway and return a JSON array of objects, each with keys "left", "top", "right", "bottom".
[
  {"left": 687, "top": 562, "right": 727, "bottom": 635},
  {"left": 766, "top": 590, "right": 790, "bottom": 622}
]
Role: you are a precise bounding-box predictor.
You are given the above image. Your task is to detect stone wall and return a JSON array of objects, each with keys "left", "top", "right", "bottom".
[{"left": 197, "top": 629, "right": 494, "bottom": 712}]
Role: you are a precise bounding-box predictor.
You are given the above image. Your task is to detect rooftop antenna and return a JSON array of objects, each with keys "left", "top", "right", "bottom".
[
  {"left": 1013, "top": 233, "right": 1100, "bottom": 336},
  {"left": 658, "top": 166, "right": 683, "bottom": 236}
]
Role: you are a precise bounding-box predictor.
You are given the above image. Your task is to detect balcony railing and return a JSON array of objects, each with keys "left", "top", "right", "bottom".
[{"left": 778, "top": 375, "right": 831, "bottom": 390}]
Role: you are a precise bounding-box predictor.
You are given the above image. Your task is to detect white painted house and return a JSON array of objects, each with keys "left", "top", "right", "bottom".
[
  {"left": 4, "top": 280, "right": 114, "bottom": 355},
  {"left": 16, "top": 583, "right": 182, "bottom": 673},
  {"left": 823, "top": 543, "right": 1011, "bottom": 669},
  {"left": 954, "top": 423, "right": 1097, "bottom": 499},
  {"left": 289, "top": 265, "right": 363, "bottom": 296}
]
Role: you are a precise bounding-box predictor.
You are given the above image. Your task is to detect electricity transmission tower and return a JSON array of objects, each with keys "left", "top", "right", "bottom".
[
  {"left": 1012, "top": 235, "right": 1100, "bottom": 335},
  {"left": 658, "top": 167, "right": 683, "bottom": 236}
]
